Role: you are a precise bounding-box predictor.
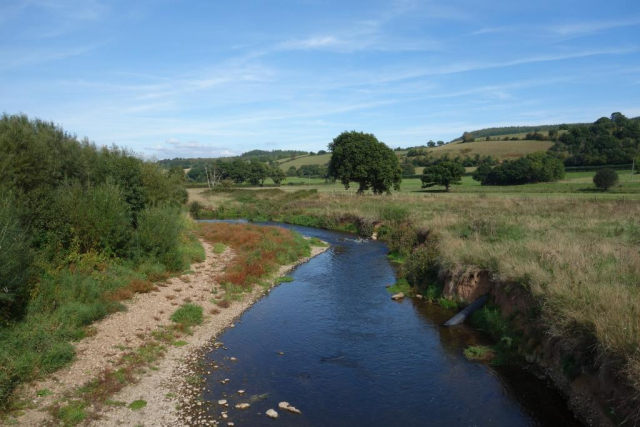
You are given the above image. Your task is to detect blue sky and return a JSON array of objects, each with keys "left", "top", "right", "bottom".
[{"left": 1, "top": 0, "right": 639, "bottom": 159}]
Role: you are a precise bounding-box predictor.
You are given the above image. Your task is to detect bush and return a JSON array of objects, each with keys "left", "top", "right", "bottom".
[
  {"left": 403, "top": 243, "right": 440, "bottom": 288},
  {"left": 0, "top": 192, "right": 32, "bottom": 322},
  {"left": 170, "top": 304, "right": 203, "bottom": 330},
  {"left": 593, "top": 168, "right": 619, "bottom": 190},
  {"left": 134, "top": 206, "right": 185, "bottom": 271},
  {"left": 188, "top": 201, "right": 203, "bottom": 219}
]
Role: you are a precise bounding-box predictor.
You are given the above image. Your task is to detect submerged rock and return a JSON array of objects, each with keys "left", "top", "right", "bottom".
[
  {"left": 218, "top": 399, "right": 227, "bottom": 405},
  {"left": 266, "top": 409, "right": 278, "bottom": 419},
  {"left": 235, "top": 403, "right": 250, "bottom": 410},
  {"left": 391, "top": 293, "right": 404, "bottom": 300}
]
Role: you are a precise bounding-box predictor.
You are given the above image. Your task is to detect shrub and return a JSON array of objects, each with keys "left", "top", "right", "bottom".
[
  {"left": 403, "top": 243, "right": 440, "bottom": 288},
  {"left": 593, "top": 168, "right": 619, "bottom": 190},
  {"left": 135, "top": 206, "right": 185, "bottom": 271},
  {"left": 188, "top": 201, "right": 203, "bottom": 218},
  {"left": 0, "top": 192, "right": 32, "bottom": 322}
]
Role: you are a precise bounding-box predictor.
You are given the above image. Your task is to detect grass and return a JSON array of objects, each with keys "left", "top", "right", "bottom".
[
  {"left": 387, "top": 278, "right": 412, "bottom": 295},
  {"left": 275, "top": 276, "right": 294, "bottom": 284},
  {"left": 170, "top": 304, "right": 203, "bottom": 332},
  {"left": 423, "top": 140, "right": 554, "bottom": 160},
  {"left": 56, "top": 401, "right": 87, "bottom": 426},
  {"left": 464, "top": 345, "right": 497, "bottom": 362},
  {"left": 213, "top": 243, "right": 226, "bottom": 254},
  {"left": 128, "top": 399, "right": 147, "bottom": 410},
  {"left": 194, "top": 187, "right": 640, "bottom": 406}
]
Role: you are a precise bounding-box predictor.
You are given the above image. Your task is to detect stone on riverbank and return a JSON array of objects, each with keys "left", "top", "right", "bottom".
[{"left": 391, "top": 293, "right": 404, "bottom": 300}]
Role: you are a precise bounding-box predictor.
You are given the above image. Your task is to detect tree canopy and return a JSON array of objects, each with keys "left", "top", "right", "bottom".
[
  {"left": 421, "top": 161, "right": 465, "bottom": 192},
  {"left": 327, "top": 131, "right": 402, "bottom": 194},
  {"left": 482, "top": 152, "right": 565, "bottom": 185}
]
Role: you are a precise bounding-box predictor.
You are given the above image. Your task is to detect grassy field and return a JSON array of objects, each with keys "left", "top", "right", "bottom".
[
  {"left": 425, "top": 140, "right": 554, "bottom": 160},
  {"left": 191, "top": 187, "right": 640, "bottom": 411},
  {"left": 261, "top": 169, "right": 640, "bottom": 198}
]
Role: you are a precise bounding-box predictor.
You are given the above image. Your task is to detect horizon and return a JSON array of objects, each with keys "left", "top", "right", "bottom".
[{"left": 1, "top": 0, "right": 639, "bottom": 159}]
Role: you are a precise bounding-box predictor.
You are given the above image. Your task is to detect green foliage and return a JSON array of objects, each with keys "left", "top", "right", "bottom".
[
  {"left": 472, "top": 162, "right": 493, "bottom": 182},
  {"left": 135, "top": 206, "right": 186, "bottom": 271},
  {"left": 213, "top": 243, "right": 226, "bottom": 254},
  {"left": 56, "top": 400, "right": 87, "bottom": 426},
  {"left": 0, "top": 192, "right": 32, "bottom": 322},
  {"left": 328, "top": 131, "right": 402, "bottom": 194},
  {"left": 482, "top": 152, "right": 565, "bottom": 185},
  {"left": 438, "top": 298, "right": 458, "bottom": 310},
  {"left": 170, "top": 304, "right": 203, "bottom": 330},
  {"left": 387, "top": 278, "right": 412, "bottom": 295},
  {"left": 308, "top": 237, "right": 328, "bottom": 247},
  {"left": 275, "top": 276, "right": 294, "bottom": 284},
  {"left": 421, "top": 161, "right": 465, "bottom": 191},
  {"left": 188, "top": 201, "right": 203, "bottom": 218},
  {"left": 128, "top": 399, "right": 147, "bottom": 410},
  {"left": 552, "top": 113, "right": 640, "bottom": 166},
  {"left": 402, "top": 243, "right": 440, "bottom": 288},
  {"left": 462, "top": 132, "right": 475, "bottom": 143},
  {"left": 463, "top": 345, "right": 496, "bottom": 362},
  {"left": 593, "top": 168, "right": 619, "bottom": 190}
]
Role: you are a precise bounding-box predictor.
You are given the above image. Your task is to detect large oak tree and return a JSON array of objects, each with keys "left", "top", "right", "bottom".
[{"left": 328, "top": 131, "right": 402, "bottom": 194}]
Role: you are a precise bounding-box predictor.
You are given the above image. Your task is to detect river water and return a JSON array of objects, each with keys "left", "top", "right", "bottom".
[{"left": 196, "top": 222, "right": 580, "bottom": 426}]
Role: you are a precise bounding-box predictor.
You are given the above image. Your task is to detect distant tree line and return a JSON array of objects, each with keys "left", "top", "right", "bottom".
[
  {"left": 457, "top": 123, "right": 584, "bottom": 140},
  {"left": 194, "top": 158, "right": 286, "bottom": 186},
  {"left": 550, "top": 113, "right": 640, "bottom": 166},
  {"left": 406, "top": 150, "right": 499, "bottom": 168},
  {"left": 158, "top": 149, "right": 310, "bottom": 171},
  {"left": 286, "top": 164, "right": 329, "bottom": 179}
]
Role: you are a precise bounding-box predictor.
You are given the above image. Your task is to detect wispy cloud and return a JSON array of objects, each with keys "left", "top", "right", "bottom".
[
  {"left": 0, "top": 42, "right": 107, "bottom": 69},
  {"left": 546, "top": 18, "right": 640, "bottom": 37}
]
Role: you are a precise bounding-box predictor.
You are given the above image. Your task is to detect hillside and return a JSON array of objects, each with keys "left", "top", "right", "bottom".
[{"left": 426, "top": 140, "right": 554, "bottom": 160}]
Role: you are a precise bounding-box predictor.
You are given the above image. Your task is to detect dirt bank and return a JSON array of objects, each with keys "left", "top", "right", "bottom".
[{"left": 442, "top": 268, "right": 638, "bottom": 427}]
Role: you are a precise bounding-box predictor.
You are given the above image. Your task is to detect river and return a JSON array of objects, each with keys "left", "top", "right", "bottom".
[{"left": 195, "top": 221, "right": 580, "bottom": 426}]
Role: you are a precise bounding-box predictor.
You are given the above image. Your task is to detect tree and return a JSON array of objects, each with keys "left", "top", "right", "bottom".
[
  {"left": 317, "top": 150, "right": 327, "bottom": 155},
  {"left": 421, "top": 161, "right": 465, "bottom": 192},
  {"left": 286, "top": 166, "right": 298, "bottom": 177},
  {"left": 246, "top": 160, "right": 269, "bottom": 186},
  {"left": 593, "top": 168, "right": 619, "bottom": 190},
  {"left": 462, "top": 132, "right": 475, "bottom": 143},
  {"left": 482, "top": 152, "right": 565, "bottom": 185},
  {"left": 401, "top": 162, "right": 415, "bottom": 176},
  {"left": 328, "top": 131, "right": 402, "bottom": 194},
  {"left": 472, "top": 162, "right": 492, "bottom": 182},
  {"left": 427, "top": 140, "right": 436, "bottom": 148},
  {"left": 437, "top": 140, "right": 445, "bottom": 146},
  {"left": 270, "top": 166, "right": 287, "bottom": 185}
]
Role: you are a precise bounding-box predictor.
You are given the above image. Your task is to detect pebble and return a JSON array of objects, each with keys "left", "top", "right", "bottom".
[
  {"left": 230, "top": 357, "right": 237, "bottom": 361},
  {"left": 237, "top": 390, "right": 245, "bottom": 394},
  {"left": 278, "top": 401, "right": 302, "bottom": 414},
  {"left": 218, "top": 400, "right": 227, "bottom": 405},
  {"left": 235, "top": 403, "right": 250, "bottom": 409},
  {"left": 391, "top": 292, "right": 404, "bottom": 300},
  {"left": 266, "top": 409, "right": 278, "bottom": 419}
]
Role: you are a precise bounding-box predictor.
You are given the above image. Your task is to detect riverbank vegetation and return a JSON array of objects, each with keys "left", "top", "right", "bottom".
[
  {"left": 193, "top": 187, "right": 640, "bottom": 417},
  {"left": 198, "top": 222, "right": 311, "bottom": 289},
  {"left": 0, "top": 114, "right": 201, "bottom": 410}
]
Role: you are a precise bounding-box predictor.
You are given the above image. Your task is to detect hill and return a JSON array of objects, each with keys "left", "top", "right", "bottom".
[{"left": 426, "top": 140, "right": 554, "bottom": 160}]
